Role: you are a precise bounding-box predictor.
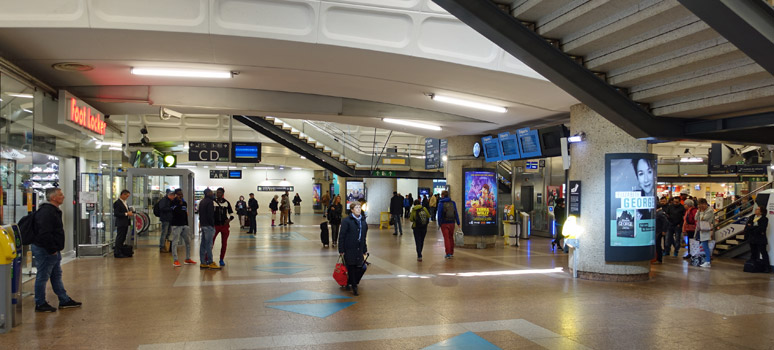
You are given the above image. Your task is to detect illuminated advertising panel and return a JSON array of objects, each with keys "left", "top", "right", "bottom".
[{"left": 462, "top": 168, "right": 498, "bottom": 236}]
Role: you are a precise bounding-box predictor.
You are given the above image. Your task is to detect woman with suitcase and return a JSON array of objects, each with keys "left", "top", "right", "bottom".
[{"left": 338, "top": 201, "right": 368, "bottom": 296}]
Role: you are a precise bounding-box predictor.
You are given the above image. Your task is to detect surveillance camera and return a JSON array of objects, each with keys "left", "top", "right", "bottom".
[
  {"left": 140, "top": 127, "right": 148, "bottom": 135},
  {"left": 141, "top": 135, "right": 150, "bottom": 146},
  {"left": 159, "top": 107, "right": 183, "bottom": 120}
]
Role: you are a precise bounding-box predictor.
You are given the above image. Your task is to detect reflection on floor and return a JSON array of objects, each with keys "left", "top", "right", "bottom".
[{"left": 7, "top": 214, "right": 774, "bottom": 349}]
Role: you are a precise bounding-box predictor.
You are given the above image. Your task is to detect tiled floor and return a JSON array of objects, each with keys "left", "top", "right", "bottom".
[{"left": 5, "top": 214, "right": 774, "bottom": 349}]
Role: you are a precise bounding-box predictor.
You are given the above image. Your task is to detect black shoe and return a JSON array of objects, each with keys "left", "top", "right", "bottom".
[
  {"left": 58, "top": 299, "right": 82, "bottom": 309},
  {"left": 114, "top": 254, "right": 129, "bottom": 258},
  {"left": 344, "top": 284, "right": 351, "bottom": 290},
  {"left": 393, "top": 233, "right": 398, "bottom": 235},
  {"left": 35, "top": 302, "right": 57, "bottom": 313},
  {"left": 352, "top": 285, "right": 359, "bottom": 296}
]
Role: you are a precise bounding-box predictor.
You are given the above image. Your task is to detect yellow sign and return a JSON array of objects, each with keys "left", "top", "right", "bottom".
[{"left": 382, "top": 158, "right": 406, "bottom": 165}]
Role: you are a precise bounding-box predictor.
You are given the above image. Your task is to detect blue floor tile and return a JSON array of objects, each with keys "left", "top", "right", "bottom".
[
  {"left": 266, "top": 302, "right": 356, "bottom": 318},
  {"left": 266, "top": 290, "right": 352, "bottom": 303},
  {"left": 422, "top": 332, "right": 500, "bottom": 350}
]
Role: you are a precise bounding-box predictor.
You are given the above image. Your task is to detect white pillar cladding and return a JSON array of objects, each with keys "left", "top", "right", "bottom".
[
  {"left": 568, "top": 104, "right": 650, "bottom": 281},
  {"left": 363, "top": 178, "right": 397, "bottom": 225},
  {"left": 397, "top": 178, "right": 418, "bottom": 199}
]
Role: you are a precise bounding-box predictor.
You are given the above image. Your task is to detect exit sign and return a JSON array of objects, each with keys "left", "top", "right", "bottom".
[{"left": 372, "top": 170, "right": 396, "bottom": 177}]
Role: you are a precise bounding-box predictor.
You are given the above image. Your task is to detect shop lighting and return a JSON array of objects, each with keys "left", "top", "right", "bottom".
[
  {"left": 4, "top": 92, "right": 33, "bottom": 98},
  {"left": 680, "top": 157, "right": 704, "bottom": 163},
  {"left": 300, "top": 156, "right": 306, "bottom": 159},
  {"left": 430, "top": 94, "right": 507, "bottom": 113},
  {"left": 383, "top": 118, "right": 442, "bottom": 131},
  {"left": 567, "top": 132, "right": 586, "bottom": 143},
  {"left": 130, "top": 67, "right": 232, "bottom": 79}
]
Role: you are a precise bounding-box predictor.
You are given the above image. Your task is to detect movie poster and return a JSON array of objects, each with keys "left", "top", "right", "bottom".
[
  {"left": 312, "top": 183, "right": 322, "bottom": 210},
  {"left": 547, "top": 185, "right": 562, "bottom": 209},
  {"left": 346, "top": 181, "right": 365, "bottom": 207},
  {"left": 607, "top": 155, "right": 656, "bottom": 248},
  {"left": 462, "top": 169, "right": 498, "bottom": 235}
]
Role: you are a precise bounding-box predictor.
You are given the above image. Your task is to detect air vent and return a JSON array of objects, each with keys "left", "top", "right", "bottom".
[{"left": 52, "top": 62, "right": 94, "bottom": 72}]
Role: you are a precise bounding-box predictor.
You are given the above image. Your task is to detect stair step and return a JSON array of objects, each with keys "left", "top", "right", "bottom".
[
  {"left": 736, "top": 235, "right": 745, "bottom": 240},
  {"left": 727, "top": 240, "right": 739, "bottom": 245},
  {"left": 716, "top": 244, "right": 730, "bottom": 250},
  {"left": 264, "top": 116, "right": 275, "bottom": 122}
]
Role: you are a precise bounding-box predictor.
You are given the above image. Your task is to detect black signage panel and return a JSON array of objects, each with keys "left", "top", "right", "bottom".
[
  {"left": 737, "top": 165, "right": 767, "bottom": 175},
  {"left": 257, "top": 186, "right": 294, "bottom": 192},
  {"left": 189, "top": 141, "right": 230, "bottom": 162},
  {"left": 425, "top": 138, "right": 440, "bottom": 170},
  {"left": 210, "top": 170, "right": 229, "bottom": 179},
  {"left": 569, "top": 181, "right": 581, "bottom": 217}
]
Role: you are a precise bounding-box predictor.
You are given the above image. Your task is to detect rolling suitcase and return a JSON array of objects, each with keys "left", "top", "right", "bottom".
[{"left": 320, "top": 222, "right": 330, "bottom": 247}]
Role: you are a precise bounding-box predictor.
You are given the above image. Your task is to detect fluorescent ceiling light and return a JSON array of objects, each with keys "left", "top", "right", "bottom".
[
  {"left": 300, "top": 156, "right": 306, "bottom": 159},
  {"left": 216, "top": 166, "right": 229, "bottom": 169},
  {"left": 108, "top": 146, "right": 122, "bottom": 151},
  {"left": 431, "top": 94, "right": 507, "bottom": 113},
  {"left": 292, "top": 167, "right": 302, "bottom": 170},
  {"left": 203, "top": 166, "right": 209, "bottom": 169},
  {"left": 96, "top": 141, "right": 121, "bottom": 147},
  {"left": 5, "top": 93, "right": 33, "bottom": 98},
  {"left": 383, "top": 118, "right": 442, "bottom": 131},
  {"left": 177, "top": 164, "right": 196, "bottom": 168},
  {"left": 254, "top": 166, "right": 274, "bottom": 170},
  {"left": 22, "top": 108, "right": 33, "bottom": 113},
  {"left": 130, "top": 67, "right": 232, "bottom": 79},
  {"left": 680, "top": 157, "right": 704, "bottom": 163}
]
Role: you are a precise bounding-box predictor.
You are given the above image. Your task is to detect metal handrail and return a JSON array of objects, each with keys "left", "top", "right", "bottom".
[
  {"left": 711, "top": 180, "right": 772, "bottom": 245},
  {"left": 304, "top": 120, "right": 426, "bottom": 158}
]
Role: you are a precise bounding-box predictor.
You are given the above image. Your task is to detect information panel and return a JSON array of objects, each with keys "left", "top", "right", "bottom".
[
  {"left": 461, "top": 168, "right": 498, "bottom": 236},
  {"left": 190, "top": 142, "right": 230, "bottom": 162},
  {"left": 498, "top": 132, "right": 521, "bottom": 160},
  {"left": 440, "top": 139, "right": 448, "bottom": 168},
  {"left": 257, "top": 186, "right": 294, "bottom": 192},
  {"left": 425, "top": 138, "right": 440, "bottom": 170},
  {"left": 481, "top": 136, "right": 502, "bottom": 162},
  {"left": 231, "top": 142, "right": 261, "bottom": 163},
  {"left": 605, "top": 153, "right": 657, "bottom": 261},
  {"left": 568, "top": 181, "right": 581, "bottom": 217},
  {"left": 516, "top": 128, "right": 542, "bottom": 159}
]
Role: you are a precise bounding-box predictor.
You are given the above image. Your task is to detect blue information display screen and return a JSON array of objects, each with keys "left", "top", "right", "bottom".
[
  {"left": 228, "top": 170, "right": 242, "bottom": 179},
  {"left": 498, "top": 132, "right": 521, "bottom": 160},
  {"left": 231, "top": 142, "right": 262, "bottom": 163},
  {"left": 516, "top": 128, "right": 542, "bottom": 159},
  {"left": 481, "top": 136, "right": 502, "bottom": 162}
]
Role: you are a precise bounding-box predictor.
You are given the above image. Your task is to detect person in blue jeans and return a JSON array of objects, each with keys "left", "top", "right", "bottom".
[
  {"left": 198, "top": 188, "right": 221, "bottom": 270},
  {"left": 30, "top": 188, "right": 82, "bottom": 312}
]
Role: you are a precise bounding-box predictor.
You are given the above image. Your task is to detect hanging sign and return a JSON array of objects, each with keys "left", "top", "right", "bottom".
[{"left": 190, "top": 142, "right": 230, "bottom": 162}]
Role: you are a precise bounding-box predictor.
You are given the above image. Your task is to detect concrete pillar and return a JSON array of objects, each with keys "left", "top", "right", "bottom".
[
  {"left": 364, "top": 178, "right": 397, "bottom": 225},
  {"left": 568, "top": 104, "right": 650, "bottom": 281},
  {"left": 444, "top": 135, "right": 496, "bottom": 248}
]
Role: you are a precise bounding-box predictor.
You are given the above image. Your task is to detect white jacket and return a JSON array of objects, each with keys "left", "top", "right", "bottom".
[{"left": 695, "top": 207, "right": 714, "bottom": 242}]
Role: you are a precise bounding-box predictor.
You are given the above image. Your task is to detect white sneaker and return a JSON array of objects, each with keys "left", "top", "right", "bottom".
[{"left": 700, "top": 262, "right": 711, "bottom": 268}]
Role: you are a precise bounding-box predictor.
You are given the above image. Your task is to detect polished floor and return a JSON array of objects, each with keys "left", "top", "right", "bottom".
[{"left": 5, "top": 213, "right": 774, "bottom": 350}]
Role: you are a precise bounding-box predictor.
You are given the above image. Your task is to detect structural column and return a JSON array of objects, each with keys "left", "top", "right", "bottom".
[
  {"left": 444, "top": 135, "right": 495, "bottom": 248},
  {"left": 364, "top": 178, "right": 396, "bottom": 225},
  {"left": 569, "top": 104, "right": 650, "bottom": 281}
]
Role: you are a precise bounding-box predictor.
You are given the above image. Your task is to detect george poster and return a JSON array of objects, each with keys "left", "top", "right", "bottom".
[
  {"left": 462, "top": 168, "right": 498, "bottom": 236},
  {"left": 312, "top": 183, "right": 322, "bottom": 210},
  {"left": 605, "top": 153, "right": 657, "bottom": 261},
  {"left": 346, "top": 181, "right": 365, "bottom": 207}
]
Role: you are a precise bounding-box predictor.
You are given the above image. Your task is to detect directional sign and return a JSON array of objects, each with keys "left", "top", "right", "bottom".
[{"left": 189, "top": 141, "right": 230, "bottom": 162}]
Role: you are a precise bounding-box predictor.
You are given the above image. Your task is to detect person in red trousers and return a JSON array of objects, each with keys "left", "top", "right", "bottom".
[{"left": 436, "top": 190, "right": 460, "bottom": 259}]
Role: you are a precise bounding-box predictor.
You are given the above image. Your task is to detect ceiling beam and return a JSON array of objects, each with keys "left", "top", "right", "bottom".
[
  {"left": 431, "top": 0, "right": 682, "bottom": 139},
  {"left": 679, "top": 0, "right": 774, "bottom": 78}
]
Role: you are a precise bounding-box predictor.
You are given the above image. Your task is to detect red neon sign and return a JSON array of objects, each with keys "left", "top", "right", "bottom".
[{"left": 68, "top": 98, "right": 106, "bottom": 135}]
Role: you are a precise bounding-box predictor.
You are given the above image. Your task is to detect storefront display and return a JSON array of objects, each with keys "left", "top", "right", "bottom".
[{"left": 605, "top": 153, "right": 656, "bottom": 261}]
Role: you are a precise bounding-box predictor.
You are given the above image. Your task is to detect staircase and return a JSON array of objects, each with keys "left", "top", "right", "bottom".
[
  {"left": 713, "top": 181, "right": 773, "bottom": 257},
  {"left": 497, "top": 161, "right": 512, "bottom": 193}
]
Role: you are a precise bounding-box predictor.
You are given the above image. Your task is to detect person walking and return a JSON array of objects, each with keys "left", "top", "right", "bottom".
[
  {"left": 338, "top": 201, "right": 368, "bottom": 296},
  {"left": 321, "top": 191, "right": 330, "bottom": 217},
  {"left": 695, "top": 198, "right": 714, "bottom": 268},
  {"left": 551, "top": 198, "right": 566, "bottom": 252},
  {"left": 169, "top": 189, "right": 195, "bottom": 267},
  {"left": 404, "top": 193, "right": 413, "bottom": 218},
  {"left": 654, "top": 204, "right": 669, "bottom": 264},
  {"left": 269, "top": 195, "right": 279, "bottom": 227},
  {"left": 328, "top": 195, "right": 343, "bottom": 246},
  {"left": 293, "top": 193, "right": 302, "bottom": 215},
  {"left": 389, "top": 192, "right": 404, "bottom": 236},
  {"left": 113, "top": 189, "right": 133, "bottom": 258},
  {"left": 664, "top": 196, "right": 685, "bottom": 257},
  {"left": 235, "top": 195, "right": 247, "bottom": 230},
  {"left": 247, "top": 193, "right": 258, "bottom": 234},
  {"left": 436, "top": 190, "right": 460, "bottom": 259},
  {"left": 199, "top": 188, "right": 221, "bottom": 270},
  {"left": 428, "top": 194, "right": 438, "bottom": 221},
  {"left": 280, "top": 194, "right": 290, "bottom": 226},
  {"left": 158, "top": 190, "right": 175, "bottom": 251},
  {"left": 409, "top": 199, "right": 431, "bottom": 261},
  {"left": 31, "top": 188, "right": 82, "bottom": 312},
  {"left": 746, "top": 206, "right": 770, "bottom": 272},
  {"left": 213, "top": 187, "right": 234, "bottom": 266},
  {"left": 422, "top": 195, "right": 430, "bottom": 211}
]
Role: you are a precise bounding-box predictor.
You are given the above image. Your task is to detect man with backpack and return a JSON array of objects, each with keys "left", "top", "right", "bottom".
[
  {"left": 213, "top": 187, "right": 234, "bottom": 266},
  {"left": 29, "top": 188, "right": 82, "bottom": 312},
  {"left": 436, "top": 190, "right": 460, "bottom": 259},
  {"left": 156, "top": 190, "right": 175, "bottom": 252},
  {"left": 409, "top": 199, "right": 431, "bottom": 261}
]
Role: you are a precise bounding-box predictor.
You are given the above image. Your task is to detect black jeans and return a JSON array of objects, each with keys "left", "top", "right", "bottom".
[
  {"left": 750, "top": 243, "right": 771, "bottom": 269},
  {"left": 665, "top": 223, "right": 682, "bottom": 254},
  {"left": 248, "top": 215, "right": 257, "bottom": 233},
  {"left": 655, "top": 231, "right": 663, "bottom": 262},
  {"left": 331, "top": 224, "right": 340, "bottom": 244},
  {"left": 413, "top": 225, "right": 428, "bottom": 258},
  {"left": 115, "top": 225, "right": 128, "bottom": 256}
]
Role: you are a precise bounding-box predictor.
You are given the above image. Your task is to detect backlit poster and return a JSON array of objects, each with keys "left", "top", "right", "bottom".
[
  {"left": 605, "top": 153, "right": 657, "bottom": 261},
  {"left": 312, "top": 183, "right": 322, "bottom": 210},
  {"left": 346, "top": 181, "right": 365, "bottom": 208},
  {"left": 462, "top": 168, "right": 498, "bottom": 236}
]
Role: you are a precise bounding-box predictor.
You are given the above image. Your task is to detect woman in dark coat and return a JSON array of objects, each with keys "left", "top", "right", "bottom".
[
  {"left": 746, "top": 206, "right": 770, "bottom": 271},
  {"left": 338, "top": 201, "right": 368, "bottom": 296},
  {"left": 235, "top": 196, "right": 247, "bottom": 229},
  {"left": 327, "top": 195, "right": 343, "bottom": 246}
]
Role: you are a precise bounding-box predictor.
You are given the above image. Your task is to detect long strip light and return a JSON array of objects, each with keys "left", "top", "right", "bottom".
[
  {"left": 680, "top": 157, "right": 704, "bottom": 163},
  {"left": 431, "top": 94, "right": 507, "bottom": 113},
  {"left": 130, "top": 67, "right": 232, "bottom": 79},
  {"left": 108, "top": 146, "right": 122, "bottom": 151},
  {"left": 96, "top": 141, "right": 122, "bottom": 147},
  {"left": 383, "top": 118, "right": 442, "bottom": 131},
  {"left": 4, "top": 92, "right": 33, "bottom": 98}
]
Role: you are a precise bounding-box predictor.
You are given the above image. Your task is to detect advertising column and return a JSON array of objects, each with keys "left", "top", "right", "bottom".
[{"left": 461, "top": 168, "right": 498, "bottom": 236}]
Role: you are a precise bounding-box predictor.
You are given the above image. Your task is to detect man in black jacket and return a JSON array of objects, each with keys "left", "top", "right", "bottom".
[
  {"left": 664, "top": 197, "right": 686, "bottom": 256},
  {"left": 158, "top": 190, "right": 175, "bottom": 251},
  {"left": 247, "top": 193, "right": 258, "bottom": 234},
  {"left": 389, "top": 192, "right": 404, "bottom": 236},
  {"left": 31, "top": 188, "right": 82, "bottom": 312},
  {"left": 198, "top": 188, "right": 220, "bottom": 270},
  {"left": 113, "top": 189, "right": 133, "bottom": 258}
]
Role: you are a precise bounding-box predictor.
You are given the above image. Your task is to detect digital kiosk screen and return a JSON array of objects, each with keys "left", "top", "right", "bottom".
[
  {"left": 462, "top": 168, "right": 498, "bottom": 236},
  {"left": 228, "top": 170, "right": 242, "bottom": 179},
  {"left": 231, "top": 142, "right": 261, "bottom": 163},
  {"left": 605, "top": 153, "right": 657, "bottom": 261}
]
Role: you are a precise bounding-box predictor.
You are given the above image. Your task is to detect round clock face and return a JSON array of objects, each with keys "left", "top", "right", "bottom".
[{"left": 473, "top": 142, "right": 481, "bottom": 158}]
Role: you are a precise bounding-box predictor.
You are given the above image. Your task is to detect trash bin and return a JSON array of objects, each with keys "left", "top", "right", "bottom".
[
  {"left": 503, "top": 221, "right": 520, "bottom": 247},
  {"left": 0, "top": 225, "right": 18, "bottom": 334},
  {"left": 520, "top": 212, "right": 530, "bottom": 239}
]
